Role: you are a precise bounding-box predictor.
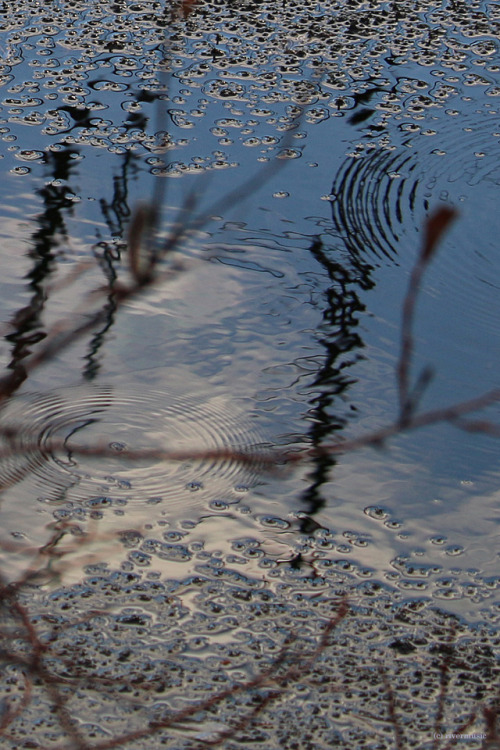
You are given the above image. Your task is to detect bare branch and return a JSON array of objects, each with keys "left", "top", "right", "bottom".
[{"left": 397, "top": 207, "right": 458, "bottom": 424}]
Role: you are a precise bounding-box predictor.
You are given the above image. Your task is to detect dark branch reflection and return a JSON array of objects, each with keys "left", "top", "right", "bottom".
[
  {"left": 2, "top": 145, "right": 141, "bottom": 390},
  {"left": 84, "top": 151, "right": 139, "bottom": 380},
  {"left": 299, "top": 234, "right": 372, "bottom": 530},
  {"left": 3, "top": 148, "right": 80, "bottom": 395},
  {"left": 298, "top": 137, "right": 419, "bottom": 530}
]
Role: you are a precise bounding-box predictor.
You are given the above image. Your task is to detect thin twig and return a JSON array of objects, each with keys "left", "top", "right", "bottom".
[
  {"left": 397, "top": 207, "right": 457, "bottom": 424},
  {"left": 379, "top": 666, "right": 405, "bottom": 750},
  {"left": 432, "top": 626, "right": 456, "bottom": 750}
]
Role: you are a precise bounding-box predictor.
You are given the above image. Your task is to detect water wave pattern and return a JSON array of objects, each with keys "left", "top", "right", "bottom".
[
  {"left": 330, "top": 102, "right": 500, "bottom": 264},
  {"left": 0, "top": 386, "right": 265, "bottom": 508}
]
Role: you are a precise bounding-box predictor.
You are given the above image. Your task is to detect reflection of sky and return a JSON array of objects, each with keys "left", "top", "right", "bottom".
[
  {"left": 316, "top": 448, "right": 500, "bottom": 621},
  {"left": 0, "top": 2, "right": 498, "bottom": 618}
]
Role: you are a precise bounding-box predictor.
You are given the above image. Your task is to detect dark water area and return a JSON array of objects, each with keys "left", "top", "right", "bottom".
[{"left": 0, "top": 1, "right": 499, "bottom": 745}]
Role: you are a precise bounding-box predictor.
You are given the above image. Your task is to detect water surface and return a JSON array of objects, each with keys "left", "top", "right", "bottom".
[{"left": 0, "top": 0, "right": 499, "bottom": 619}]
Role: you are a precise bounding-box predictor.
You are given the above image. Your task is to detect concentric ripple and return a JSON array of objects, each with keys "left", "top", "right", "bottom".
[
  {"left": 331, "top": 105, "right": 500, "bottom": 265},
  {"left": 0, "top": 386, "right": 266, "bottom": 508}
]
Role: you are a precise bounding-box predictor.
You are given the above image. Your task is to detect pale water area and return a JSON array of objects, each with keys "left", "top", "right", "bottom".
[{"left": 0, "top": 1, "right": 499, "bottom": 747}]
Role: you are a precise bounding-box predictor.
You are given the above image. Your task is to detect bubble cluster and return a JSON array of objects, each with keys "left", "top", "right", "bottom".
[
  {"left": 0, "top": 0, "right": 497, "bottom": 176},
  {"left": 2, "top": 557, "right": 498, "bottom": 748}
]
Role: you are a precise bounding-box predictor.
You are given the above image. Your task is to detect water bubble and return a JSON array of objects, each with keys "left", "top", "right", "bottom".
[
  {"left": 242, "top": 136, "right": 260, "bottom": 146},
  {"left": 207, "top": 498, "right": 230, "bottom": 512},
  {"left": 336, "top": 545, "right": 351, "bottom": 554},
  {"left": 430, "top": 535, "right": 447, "bottom": 545},
  {"left": 276, "top": 148, "right": 301, "bottom": 159},
  {"left": 163, "top": 531, "right": 186, "bottom": 542},
  {"left": 128, "top": 550, "right": 152, "bottom": 567},
  {"left": 186, "top": 481, "right": 203, "bottom": 492},
  {"left": 87, "top": 496, "right": 113, "bottom": 508},
  {"left": 384, "top": 520, "right": 402, "bottom": 533},
  {"left": 364, "top": 506, "right": 389, "bottom": 520},
  {"left": 445, "top": 545, "right": 465, "bottom": 556},
  {"left": 146, "top": 496, "right": 163, "bottom": 505},
  {"left": 15, "top": 149, "right": 44, "bottom": 161},
  {"left": 257, "top": 515, "right": 290, "bottom": 529},
  {"left": 234, "top": 484, "right": 248, "bottom": 493}
]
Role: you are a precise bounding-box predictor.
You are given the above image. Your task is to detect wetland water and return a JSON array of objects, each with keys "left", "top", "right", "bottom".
[{"left": 0, "top": 1, "right": 499, "bottom": 746}]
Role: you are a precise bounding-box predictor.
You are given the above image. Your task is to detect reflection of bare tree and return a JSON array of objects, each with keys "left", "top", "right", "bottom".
[
  {"left": 3, "top": 137, "right": 146, "bottom": 388},
  {"left": 298, "top": 236, "right": 368, "bottom": 526},
  {"left": 4, "top": 148, "right": 80, "bottom": 396},
  {"left": 3, "top": 146, "right": 136, "bottom": 389},
  {"left": 84, "top": 151, "right": 138, "bottom": 380},
  {"left": 302, "top": 209, "right": 451, "bottom": 463},
  {"left": 98, "top": 153, "right": 135, "bottom": 243}
]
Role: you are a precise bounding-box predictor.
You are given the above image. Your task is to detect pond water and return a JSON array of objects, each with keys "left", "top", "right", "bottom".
[
  {"left": 0, "top": 0, "right": 499, "bottom": 611},
  {"left": 0, "top": 1, "right": 499, "bottom": 745}
]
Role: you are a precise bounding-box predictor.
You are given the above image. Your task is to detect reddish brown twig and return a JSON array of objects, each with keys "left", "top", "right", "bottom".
[
  {"left": 432, "top": 626, "right": 457, "bottom": 750},
  {"left": 379, "top": 666, "right": 405, "bottom": 750},
  {"left": 398, "top": 207, "right": 458, "bottom": 424}
]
